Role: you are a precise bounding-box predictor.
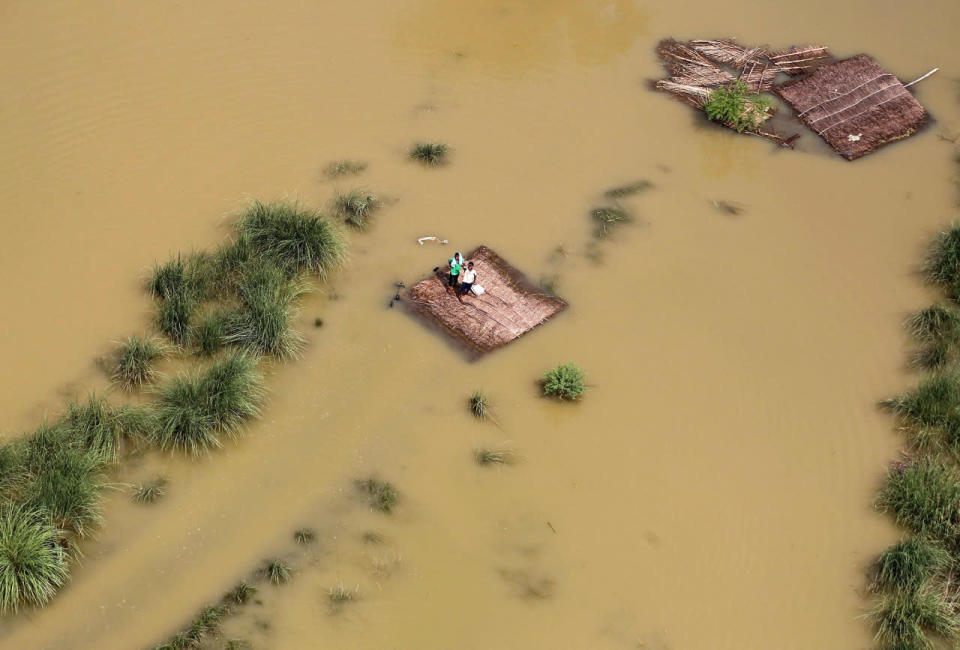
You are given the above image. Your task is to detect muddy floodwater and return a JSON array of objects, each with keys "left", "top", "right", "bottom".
[{"left": 1, "top": 1, "right": 960, "bottom": 648}]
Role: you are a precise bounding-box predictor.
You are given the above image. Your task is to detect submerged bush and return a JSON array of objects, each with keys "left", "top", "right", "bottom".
[
  {"left": 334, "top": 190, "right": 380, "bottom": 230},
  {"left": 877, "top": 460, "right": 960, "bottom": 541},
  {"left": 148, "top": 252, "right": 213, "bottom": 302},
  {"left": 542, "top": 363, "right": 587, "bottom": 400},
  {"left": 324, "top": 159, "right": 367, "bottom": 178},
  {"left": 265, "top": 558, "right": 291, "bottom": 585},
  {"left": 409, "top": 142, "right": 449, "bottom": 166},
  {"left": 235, "top": 201, "right": 347, "bottom": 277},
  {"left": 925, "top": 222, "right": 960, "bottom": 300},
  {"left": 132, "top": 477, "right": 168, "bottom": 505},
  {"left": 63, "top": 396, "right": 153, "bottom": 462},
  {"left": 0, "top": 505, "right": 68, "bottom": 613},
  {"left": 153, "top": 352, "right": 264, "bottom": 454},
  {"left": 111, "top": 335, "right": 167, "bottom": 389},
  {"left": 873, "top": 536, "right": 952, "bottom": 593},
  {"left": 224, "top": 263, "right": 306, "bottom": 359},
  {"left": 591, "top": 206, "right": 632, "bottom": 238},
  {"left": 703, "top": 80, "right": 773, "bottom": 133},
  {"left": 357, "top": 478, "right": 398, "bottom": 514}
]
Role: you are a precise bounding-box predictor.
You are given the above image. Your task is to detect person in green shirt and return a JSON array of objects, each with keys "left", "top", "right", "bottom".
[{"left": 446, "top": 252, "right": 464, "bottom": 295}]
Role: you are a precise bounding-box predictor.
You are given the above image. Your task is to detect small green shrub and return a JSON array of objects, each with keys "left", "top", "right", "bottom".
[
  {"left": 469, "top": 391, "right": 489, "bottom": 420},
  {"left": 334, "top": 190, "right": 380, "bottom": 230},
  {"left": 111, "top": 335, "right": 167, "bottom": 389},
  {"left": 409, "top": 142, "right": 449, "bottom": 166},
  {"left": 357, "top": 478, "right": 398, "bottom": 513},
  {"left": 703, "top": 81, "right": 773, "bottom": 133},
  {"left": 226, "top": 581, "right": 257, "bottom": 605},
  {"left": 542, "top": 363, "right": 587, "bottom": 400},
  {"left": 0, "top": 505, "right": 68, "bottom": 613}
]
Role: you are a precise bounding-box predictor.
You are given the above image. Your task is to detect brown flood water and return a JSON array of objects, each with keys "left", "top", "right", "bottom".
[{"left": 1, "top": 1, "right": 959, "bottom": 648}]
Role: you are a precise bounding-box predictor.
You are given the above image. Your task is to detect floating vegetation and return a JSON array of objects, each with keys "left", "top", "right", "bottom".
[
  {"left": 152, "top": 352, "right": 264, "bottom": 455},
  {"left": 542, "top": 363, "right": 587, "bottom": 400},
  {"left": 334, "top": 189, "right": 380, "bottom": 230},
  {"left": 328, "top": 582, "right": 358, "bottom": 611},
  {"left": 357, "top": 478, "right": 399, "bottom": 514},
  {"left": 294, "top": 528, "right": 316, "bottom": 545},
  {"left": 590, "top": 206, "right": 632, "bottom": 238},
  {"left": 711, "top": 199, "right": 744, "bottom": 216},
  {"left": 110, "top": 335, "right": 167, "bottom": 389},
  {"left": 265, "top": 558, "right": 291, "bottom": 585},
  {"left": 474, "top": 448, "right": 516, "bottom": 466},
  {"left": 324, "top": 159, "right": 367, "bottom": 178},
  {"left": 0, "top": 505, "right": 68, "bottom": 613},
  {"left": 469, "top": 391, "right": 489, "bottom": 420},
  {"left": 704, "top": 80, "right": 774, "bottom": 133},
  {"left": 132, "top": 477, "right": 168, "bottom": 505},
  {"left": 235, "top": 201, "right": 347, "bottom": 277},
  {"left": 604, "top": 180, "right": 653, "bottom": 199},
  {"left": 409, "top": 141, "right": 449, "bottom": 166}
]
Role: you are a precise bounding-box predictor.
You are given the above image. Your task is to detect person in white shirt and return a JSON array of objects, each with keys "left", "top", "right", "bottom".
[{"left": 458, "top": 261, "right": 477, "bottom": 302}]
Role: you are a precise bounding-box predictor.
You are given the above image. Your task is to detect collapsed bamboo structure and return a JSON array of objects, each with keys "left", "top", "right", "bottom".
[{"left": 405, "top": 246, "right": 567, "bottom": 358}]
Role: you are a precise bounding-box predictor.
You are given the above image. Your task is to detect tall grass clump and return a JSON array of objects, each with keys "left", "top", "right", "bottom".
[
  {"left": 409, "top": 142, "right": 449, "bottom": 166},
  {"left": 148, "top": 253, "right": 213, "bottom": 301},
  {"left": 882, "top": 372, "right": 960, "bottom": 454},
  {"left": 111, "top": 335, "right": 167, "bottom": 389},
  {"left": 542, "top": 363, "right": 587, "bottom": 400},
  {"left": 907, "top": 305, "right": 960, "bottom": 369},
  {"left": 0, "top": 505, "right": 68, "bottom": 612},
  {"left": 152, "top": 352, "right": 263, "bottom": 454},
  {"left": 132, "top": 477, "right": 168, "bottom": 505},
  {"left": 156, "top": 289, "right": 196, "bottom": 345},
  {"left": 22, "top": 444, "right": 105, "bottom": 539},
  {"left": 877, "top": 460, "right": 960, "bottom": 541},
  {"left": 872, "top": 587, "right": 958, "bottom": 650},
  {"left": 234, "top": 201, "right": 347, "bottom": 277},
  {"left": 223, "top": 263, "right": 306, "bottom": 359},
  {"left": 63, "top": 396, "right": 153, "bottom": 462},
  {"left": 193, "top": 311, "right": 228, "bottom": 357},
  {"left": 325, "top": 159, "right": 367, "bottom": 178},
  {"left": 265, "top": 558, "right": 291, "bottom": 585},
  {"left": 925, "top": 222, "right": 960, "bottom": 300},
  {"left": 873, "top": 536, "right": 952, "bottom": 593},
  {"left": 356, "top": 478, "right": 398, "bottom": 514},
  {"left": 334, "top": 190, "right": 380, "bottom": 230},
  {"left": 469, "top": 391, "right": 489, "bottom": 420}
]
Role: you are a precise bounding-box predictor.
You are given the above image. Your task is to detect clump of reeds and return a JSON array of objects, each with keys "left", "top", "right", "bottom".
[
  {"left": 604, "top": 180, "right": 653, "bottom": 199},
  {"left": 925, "top": 221, "right": 960, "bottom": 300},
  {"left": 0, "top": 504, "right": 68, "bottom": 613},
  {"left": 193, "top": 311, "right": 228, "bottom": 357},
  {"left": 872, "top": 536, "right": 952, "bottom": 593},
  {"left": 881, "top": 372, "right": 960, "bottom": 454},
  {"left": 325, "top": 159, "right": 367, "bottom": 178},
  {"left": 234, "top": 201, "right": 347, "bottom": 277},
  {"left": 334, "top": 190, "right": 380, "bottom": 230},
  {"left": 152, "top": 352, "right": 264, "bottom": 455},
  {"left": 474, "top": 448, "right": 516, "bottom": 466},
  {"left": 226, "top": 581, "right": 257, "bottom": 605},
  {"left": 590, "top": 206, "right": 632, "bottom": 238},
  {"left": 132, "top": 477, "right": 168, "bottom": 505},
  {"left": 906, "top": 304, "right": 960, "bottom": 369},
  {"left": 223, "top": 262, "right": 307, "bottom": 360},
  {"left": 22, "top": 442, "right": 105, "bottom": 540},
  {"left": 156, "top": 290, "right": 196, "bottom": 345},
  {"left": 265, "top": 558, "right": 291, "bottom": 585},
  {"left": 328, "top": 583, "right": 358, "bottom": 611},
  {"left": 542, "top": 363, "right": 587, "bottom": 400},
  {"left": 871, "top": 586, "right": 958, "bottom": 650},
  {"left": 876, "top": 460, "right": 960, "bottom": 541},
  {"left": 294, "top": 528, "right": 316, "bottom": 545},
  {"left": 110, "top": 335, "right": 167, "bottom": 389},
  {"left": 469, "top": 391, "right": 489, "bottom": 420},
  {"left": 63, "top": 396, "right": 153, "bottom": 462},
  {"left": 356, "top": 478, "right": 398, "bottom": 514},
  {"left": 409, "top": 142, "right": 449, "bottom": 166},
  {"left": 150, "top": 252, "right": 214, "bottom": 345}
]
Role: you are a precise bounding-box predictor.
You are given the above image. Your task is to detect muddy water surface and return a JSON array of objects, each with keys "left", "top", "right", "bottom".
[{"left": 1, "top": 1, "right": 960, "bottom": 648}]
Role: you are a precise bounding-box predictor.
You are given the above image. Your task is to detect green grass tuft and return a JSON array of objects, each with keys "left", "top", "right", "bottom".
[
  {"left": 591, "top": 206, "right": 632, "bottom": 238},
  {"left": 152, "top": 352, "right": 263, "bottom": 454},
  {"left": 22, "top": 443, "right": 104, "bottom": 539},
  {"left": 327, "top": 582, "right": 358, "bottom": 610},
  {"left": 324, "top": 160, "right": 367, "bottom": 178},
  {"left": 0, "top": 505, "right": 68, "bottom": 613},
  {"left": 223, "top": 263, "right": 306, "bottom": 360},
  {"left": 148, "top": 252, "right": 213, "bottom": 302},
  {"left": 703, "top": 80, "right": 773, "bottom": 133},
  {"left": 542, "top": 363, "right": 587, "bottom": 400},
  {"left": 877, "top": 460, "right": 960, "bottom": 541},
  {"left": 235, "top": 201, "right": 347, "bottom": 277},
  {"left": 111, "top": 335, "right": 167, "bottom": 389},
  {"left": 925, "top": 222, "right": 960, "bottom": 300},
  {"left": 156, "top": 289, "right": 196, "bottom": 345},
  {"left": 872, "top": 586, "right": 958, "bottom": 650},
  {"left": 409, "top": 142, "right": 449, "bottom": 166},
  {"left": 225, "top": 581, "right": 257, "bottom": 605},
  {"left": 469, "top": 391, "right": 489, "bottom": 420},
  {"left": 604, "top": 180, "right": 653, "bottom": 199},
  {"left": 294, "top": 528, "right": 316, "bottom": 545},
  {"left": 474, "top": 448, "right": 516, "bottom": 466},
  {"left": 882, "top": 372, "right": 960, "bottom": 454},
  {"left": 63, "top": 396, "right": 153, "bottom": 462},
  {"left": 265, "top": 558, "right": 291, "bottom": 585},
  {"left": 193, "top": 311, "right": 228, "bottom": 357},
  {"left": 334, "top": 190, "right": 380, "bottom": 230},
  {"left": 132, "top": 477, "right": 168, "bottom": 505},
  {"left": 357, "top": 478, "right": 398, "bottom": 514},
  {"left": 873, "top": 536, "right": 952, "bottom": 593},
  {"left": 907, "top": 304, "right": 960, "bottom": 343}
]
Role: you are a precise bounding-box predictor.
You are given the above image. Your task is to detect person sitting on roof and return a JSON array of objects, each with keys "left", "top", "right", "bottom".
[
  {"left": 446, "top": 252, "right": 464, "bottom": 295},
  {"left": 458, "top": 261, "right": 477, "bottom": 302}
]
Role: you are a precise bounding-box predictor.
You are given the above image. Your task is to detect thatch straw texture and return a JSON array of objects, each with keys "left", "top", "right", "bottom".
[
  {"left": 738, "top": 59, "right": 778, "bottom": 93},
  {"left": 768, "top": 45, "right": 831, "bottom": 75},
  {"left": 775, "top": 55, "right": 927, "bottom": 160},
  {"left": 656, "top": 39, "right": 733, "bottom": 87},
  {"left": 690, "top": 39, "right": 766, "bottom": 70},
  {"left": 406, "top": 246, "right": 567, "bottom": 358}
]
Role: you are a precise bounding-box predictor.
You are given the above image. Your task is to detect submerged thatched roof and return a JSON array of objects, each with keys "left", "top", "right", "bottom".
[
  {"left": 768, "top": 45, "right": 831, "bottom": 75},
  {"left": 405, "top": 246, "right": 567, "bottom": 358},
  {"left": 775, "top": 54, "right": 927, "bottom": 160}
]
